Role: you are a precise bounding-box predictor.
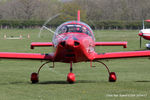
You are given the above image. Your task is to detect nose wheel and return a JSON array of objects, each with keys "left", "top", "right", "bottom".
[
  {"left": 67, "top": 62, "right": 76, "bottom": 83},
  {"left": 67, "top": 72, "right": 75, "bottom": 83}
]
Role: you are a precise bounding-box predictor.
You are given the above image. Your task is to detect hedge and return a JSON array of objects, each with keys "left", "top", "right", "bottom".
[{"left": 0, "top": 20, "right": 150, "bottom": 30}]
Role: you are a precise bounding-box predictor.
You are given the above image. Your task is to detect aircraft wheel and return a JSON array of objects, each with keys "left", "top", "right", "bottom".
[
  {"left": 109, "top": 72, "right": 117, "bottom": 82},
  {"left": 67, "top": 72, "right": 75, "bottom": 83},
  {"left": 31, "top": 73, "right": 39, "bottom": 83}
]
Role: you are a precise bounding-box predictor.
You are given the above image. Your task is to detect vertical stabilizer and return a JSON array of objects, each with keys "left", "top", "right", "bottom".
[{"left": 77, "top": 10, "right": 80, "bottom": 21}]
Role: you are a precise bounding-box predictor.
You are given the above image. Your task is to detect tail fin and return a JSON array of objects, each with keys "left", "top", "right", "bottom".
[
  {"left": 77, "top": 10, "right": 80, "bottom": 21},
  {"left": 143, "top": 19, "right": 150, "bottom": 29},
  {"left": 145, "top": 19, "right": 150, "bottom": 22}
]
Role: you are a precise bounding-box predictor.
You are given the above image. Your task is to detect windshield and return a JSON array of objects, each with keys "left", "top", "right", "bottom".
[
  {"left": 53, "top": 21, "right": 95, "bottom": 46},
  {"left": 55, "top": 21, "right": 94, "bottom": 38}
]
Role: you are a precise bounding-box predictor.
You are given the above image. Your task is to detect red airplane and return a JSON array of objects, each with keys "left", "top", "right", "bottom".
[
  {"left": 139, "top": 19, "right": 150, "bottom": 48},
  {"left": 1, "top": 10, "right": 150, "bottom": 84}
]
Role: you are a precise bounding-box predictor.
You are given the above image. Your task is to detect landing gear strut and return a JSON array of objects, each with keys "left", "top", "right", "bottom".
[
  {"left": 30, "top": 61, "right": 75, "bottom": 84},
  {"left": 67, "top": 62, "right": 75, "bottom": 83},
  {"left": 30, "top": 61, "right": 51, "bottom": 83},
  {"left": 97, "top": 61, "right": 117, "bottom": 82}
]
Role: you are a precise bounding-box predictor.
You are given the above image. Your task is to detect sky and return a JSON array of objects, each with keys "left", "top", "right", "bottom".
[{"left": 61, "top": 0, "right": 72, "bottom": 2}]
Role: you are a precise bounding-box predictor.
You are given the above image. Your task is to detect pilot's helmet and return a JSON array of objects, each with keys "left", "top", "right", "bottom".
[
  {"left": 82, "top": 27, "right": 87, "bottom": 33},
  {"left": 61, "top": 26, "right": 68, "bottom": 33}
]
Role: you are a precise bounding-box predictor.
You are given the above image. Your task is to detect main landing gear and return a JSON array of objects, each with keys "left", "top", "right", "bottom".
[
  {"left": 31, "top": 61, "right": 51, "bottom": 83},
  {"left": 97, "top": 61, "right": 117, "bottom": 82},
  {"left": 30, "top": 61, "right": 116, "bottom": 83}
]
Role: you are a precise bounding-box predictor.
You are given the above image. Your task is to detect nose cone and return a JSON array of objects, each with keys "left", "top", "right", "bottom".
[
  {"left": 66, "top": 39, "right": 80, "bottom": 48},
  {"left": 139, "top": 33, "right": 143, "bottom": 36},
  {"left": 59, "top": 36, "right": 80, "bottom": 49},
  {"left": 66, "top": 39, "right": 74, "bottom": 47},
  {"left": 60, "top": 38, "right": 80, "bottom": 48}
]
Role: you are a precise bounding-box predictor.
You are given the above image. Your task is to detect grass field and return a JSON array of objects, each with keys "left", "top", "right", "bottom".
[{"left": 0, "top": 29, "right": 149, "bottom": 100}]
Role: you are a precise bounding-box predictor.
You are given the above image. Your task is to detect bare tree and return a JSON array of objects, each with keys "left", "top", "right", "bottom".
[
  {"left": 1, "top": 0, "right": 150, "bottom": 21},
  {"left": 0, "top": 0, "right": 61, "bottom": 20},
  {"left": 34, "top": 0, "right": 61, "bottom": 20}
]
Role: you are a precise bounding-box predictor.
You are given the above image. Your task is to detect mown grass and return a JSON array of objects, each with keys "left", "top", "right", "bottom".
[{"left": 0, "top": 29, "right": 149, "bottom": 100}]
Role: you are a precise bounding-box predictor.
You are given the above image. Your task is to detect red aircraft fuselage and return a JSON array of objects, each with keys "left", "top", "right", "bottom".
[
  {"left": 54, "top": 33, "right": 95, "bottom": 62},
  {"left": 52, "top": 21, "right": 95, "bottom": 63}
]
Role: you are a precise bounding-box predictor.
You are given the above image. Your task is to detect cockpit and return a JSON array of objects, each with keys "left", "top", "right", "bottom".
[
  {"left": 55, "top": 21, "right": 94, "bottom": 38},
  {"left": 53, "top": 21, "right": 95, "bottom": 46}
]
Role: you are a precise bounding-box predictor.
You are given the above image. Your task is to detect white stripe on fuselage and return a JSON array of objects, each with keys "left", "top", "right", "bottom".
[{"left": 143, "top": 33, "right": 150, "bottom": 36}]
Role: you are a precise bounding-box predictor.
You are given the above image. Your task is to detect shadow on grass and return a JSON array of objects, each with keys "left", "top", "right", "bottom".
[
  {"left": 1, "top": 81, "right": 68, "bottom": 85},
  {"left": 135, "top": 80, "right": 150, "bottom": 83},
  {"left": 39, "top": 80, "right": 100, "bottom": 85},
  {"left": 39, "top": 81, "right": 68, "bottom": 84},
  {"left": 76, "top": 80, "right": 100, "bottom": 83},
  {"left": 0, "top": 81, "right": 30, "bottom": 85},
  {"left": 0, "top": 80, "right": 102, "bottom": 85}
]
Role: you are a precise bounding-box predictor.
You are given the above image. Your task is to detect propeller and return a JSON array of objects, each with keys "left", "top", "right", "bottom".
[{"left": 38, "top": 13, "right": 61, "bottom": 38}]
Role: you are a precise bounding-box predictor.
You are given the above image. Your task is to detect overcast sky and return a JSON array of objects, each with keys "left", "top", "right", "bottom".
[{"left": 61, "top": 0, "right": 72, "bottom": 2}]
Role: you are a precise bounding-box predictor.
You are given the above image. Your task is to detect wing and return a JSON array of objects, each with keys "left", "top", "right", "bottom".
[
  {"left": 0, "top": 52, "right": 54, "bottom": 60},
  {"left": 93, "top": 50, "right": 150, "bottom": 61},
  {"left": 95, "top": 42, "right": 127, "bottom": 48},
  {"left": 31, "top": 42, "right": 53, "bottom": 49}
]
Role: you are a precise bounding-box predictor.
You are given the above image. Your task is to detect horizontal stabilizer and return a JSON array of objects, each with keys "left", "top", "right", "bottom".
[
  {"left": 31, "top": 42, "right": 53, "bottom": 49},
  {"left": 95, "top": 42, "right": 127, "bottom": 48}
]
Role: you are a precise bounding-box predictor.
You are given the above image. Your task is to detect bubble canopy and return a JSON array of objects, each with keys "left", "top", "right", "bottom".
[
  {"left": 52, "top": 21, "right": 95, "bottom": 46},
  {"left": 54, "top": 21, "right": 94, "bottom": 38}
]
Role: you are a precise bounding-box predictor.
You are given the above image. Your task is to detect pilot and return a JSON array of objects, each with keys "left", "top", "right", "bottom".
[
  {"left": 82, "top": 27, "right": 87, "bottom": 34},
  {"left": 61, "top": 26, "right": 68, "bottom": 33}
]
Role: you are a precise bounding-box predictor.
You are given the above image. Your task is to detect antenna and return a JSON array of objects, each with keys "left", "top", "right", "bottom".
[
  {"left": 142, "top": 20, "right": 145, "bottom": 29},
  {"left": 77, "top": 10, "right": 80, "bottom": 21}
]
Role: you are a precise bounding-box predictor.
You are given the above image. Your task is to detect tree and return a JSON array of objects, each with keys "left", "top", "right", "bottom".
[
  {"left": 0, "top": 0, "right": 61, "bottom": 20},
  {"left": 0, "top": 0, "right": 150, "bottom": 21},
  {"left": 60, "top": 1, "right": 87, "bottom": 22}
]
